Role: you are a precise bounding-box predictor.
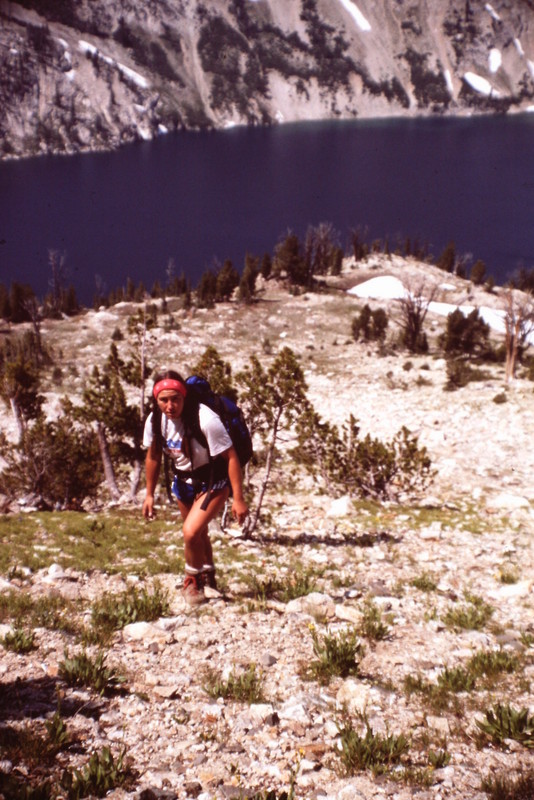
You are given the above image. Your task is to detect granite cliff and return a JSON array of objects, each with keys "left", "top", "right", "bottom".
[{"left": 2, "top": 0, "right": 534, "bottom": 159}]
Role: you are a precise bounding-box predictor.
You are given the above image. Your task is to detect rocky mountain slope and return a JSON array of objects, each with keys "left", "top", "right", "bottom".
[
  {"left": 2, "top": 0, "right": 534, "bottom": 159},
  {"left": 1, "top": 257, "right": 534, "bottom": 798}
]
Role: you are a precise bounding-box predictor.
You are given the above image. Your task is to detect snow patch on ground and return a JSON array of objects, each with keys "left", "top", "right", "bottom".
[
  {"left": 489, "top": 48, "right": 502, "bottom": 73},
  {"left": 336, "top": 0, "right": 371, "bottom": 31},
  {"left": 485, "top": 3, "right": 501, "bottom": 22},
  {"left": 347, "top": 275, "right": 534, "bottom": 344},
  {"left": 514, "top": 39, "right": 525, "bottom": 57},
  {"left": 78, "top": 40, "right": 149, "bottom": 89},
  {"left": 463, "top": 72, "right": 498, "bottom": 96}
]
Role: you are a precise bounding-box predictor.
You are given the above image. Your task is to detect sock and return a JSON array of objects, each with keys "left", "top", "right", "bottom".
[
  {"left": 202, "top": 564, "right": 216, "bottom": 573},
  {"left": 185, "top": 564, "right": 202, "bottom": 575}
]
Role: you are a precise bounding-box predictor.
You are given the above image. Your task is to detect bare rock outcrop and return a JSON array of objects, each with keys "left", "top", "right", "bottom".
[{"left": 2, "top": 0, "right": 534, "bottom": 159}]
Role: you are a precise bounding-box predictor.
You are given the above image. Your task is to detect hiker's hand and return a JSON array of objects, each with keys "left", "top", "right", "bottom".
[
  {"left": 143, "top": 495, "right": 156, "bottom": 520},
  {"left": 232, "top": 497, "right": 248, "bottom": 526}
]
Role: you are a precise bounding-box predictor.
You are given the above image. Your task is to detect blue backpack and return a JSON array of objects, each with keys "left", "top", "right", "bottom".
[{"left": 184, "top": 375, "right": 253, "bottom": 469}]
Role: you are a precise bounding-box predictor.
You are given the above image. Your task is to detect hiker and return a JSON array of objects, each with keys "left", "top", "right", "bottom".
[{"left": 142, "top": 370, "right": 249, "bottom": 605}]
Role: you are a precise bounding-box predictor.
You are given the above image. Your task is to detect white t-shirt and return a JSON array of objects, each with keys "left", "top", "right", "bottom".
[{"left": 143, "top": 404, "right": 232, "bottom": 472}]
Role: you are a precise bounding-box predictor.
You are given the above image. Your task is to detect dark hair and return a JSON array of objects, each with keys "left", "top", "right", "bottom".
[{"left": 150, "top": 370, "right": 187, "bottom": 447}]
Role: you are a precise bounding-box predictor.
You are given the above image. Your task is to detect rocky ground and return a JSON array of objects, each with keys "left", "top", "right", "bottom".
[{"left": 1, "top": 256, "right": 533, "bottom": 799}]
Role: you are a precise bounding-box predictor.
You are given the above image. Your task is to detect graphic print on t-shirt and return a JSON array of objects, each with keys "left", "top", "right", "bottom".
[{"left": 165, "top": 434, "right": 186, "bottom": 459}]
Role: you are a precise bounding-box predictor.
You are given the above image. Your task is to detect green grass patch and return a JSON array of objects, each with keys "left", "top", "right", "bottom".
[
  {"left": 2, "top": 626, "right": 36, "bottom": 653},
  {"left": 410, "top": 572, "right": 438, "bottom": 592},
  {"left": 88, "top": 581, "right": 170, "bottom": 643},
  {"left": 59, "top": 648, "right": 126, "bottom": 695},
  {"left": 337, "top": 717, "right": 410, "bottom": 776},
  {"left": 0, "top": 510, "right": 185, "bottom": 576},
  {"left": 481, "top": 769, "right": 534, "bottom": 800},
  {"left": 302, "top": 624, "right": 364, "bottom": 685},
  {"left": 203, "top": 664, "right": 265, "bottom": 704},
  {"left": 0, "top": 590, "right": 79, "bottom": 634},
  {"left": 476, "top": 703, "right": 534, "bottom": 748},
  {"left": 442, "top": 592, "right": 494, "bottom": 631}
]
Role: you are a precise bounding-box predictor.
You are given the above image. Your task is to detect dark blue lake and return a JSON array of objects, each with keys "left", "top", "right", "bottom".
[{"left": 1, "top": 113, "right": 533, "bottom": 304}]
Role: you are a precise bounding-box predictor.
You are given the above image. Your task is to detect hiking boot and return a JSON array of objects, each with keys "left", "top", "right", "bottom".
[
  {"left": 202, "top": 569, "right": 218, "bottom": 591},
  {"left": 202, "top": 569, "right": 222, "bottom": 599},
  {"left": 181, "top": 573, "right": 206, "bottom": 606}
]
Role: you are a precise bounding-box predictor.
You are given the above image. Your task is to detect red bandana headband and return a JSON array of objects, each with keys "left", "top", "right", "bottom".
[{"left": 153, "top": 379, "right": 188, "bottom": 399}]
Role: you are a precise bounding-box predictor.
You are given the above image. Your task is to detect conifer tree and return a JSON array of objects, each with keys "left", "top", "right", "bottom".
[
  {"left": 236, "top": 347, "right": 309, "bottom": 535},
  {"left": 216, "top": 258, "right": 240, "bottom": 301},
  {"left": 68, "top": 344, "right": 141, "bottom": 500}
]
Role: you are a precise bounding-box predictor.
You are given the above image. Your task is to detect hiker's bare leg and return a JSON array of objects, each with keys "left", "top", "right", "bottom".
[{"left": 177, "top": 489, "right": 229, "bottom": 570}]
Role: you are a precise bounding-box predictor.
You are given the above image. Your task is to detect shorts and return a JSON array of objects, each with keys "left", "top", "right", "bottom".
[{"left": 172, "top": 474, "right": 230, "bottom": 506}]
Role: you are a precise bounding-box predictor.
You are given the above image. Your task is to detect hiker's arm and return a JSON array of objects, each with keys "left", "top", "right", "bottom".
[
  {"left": 223, "top": 447, "right": 248, "bottom": 525},
  {"left": 142, "top": 441, "right": 162, "bottom": 519}
]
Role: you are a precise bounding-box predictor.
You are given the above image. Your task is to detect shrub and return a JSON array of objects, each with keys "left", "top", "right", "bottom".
[
  {"left": 2, "top": 627, "right": 36, "bottom": 653},
  {"left": 90, "top": 583, "right": 170, "bottom": 639},
  {"left": 294, "top": 411, "right": 434, "bottom": 502},
  {"left": 303, "top": 624, "right": 364, "bottom": 684},
  {"left": 476, "top": 703, "right": 534, "bottom": 748},
  {"left": 442, "top": 593, "right": 493, "bottom": 631},
  {"left": 203, "top": 664, "right": 265, "bottom": 703},
  {"left": 337, "top": 717, "right": 410, "bottom": 775},
  {"left": 358, "top": 599, "right": 390, "bottom": 641},
  {"left": 59, "top": 649, "right": 125, "bottom": 695},
  {"left": 440, "top": 308, "right": 490, "bottom": 358},
  {"left": 60, "top": 746, "right": 134, "bottom": 798},
  {"left": 481, "top": 769, "right": 534, "bottom": 800},
  {"left": 352, "top": 305, "right": 388, "bottom": 342}
]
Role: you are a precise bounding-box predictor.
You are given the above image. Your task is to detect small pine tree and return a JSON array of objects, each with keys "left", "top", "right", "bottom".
[
  {"left": 260, "top": 252, "right": 272, "bottom": 280},
  {"left": 196, "top": 268, "right": 217, "bottom": 308},
  {"left": 470, "top": 260, "right": 486, "bottom": 286},
  {"left": 441, "top": 308, "right": 490, "bottom": 358},
  {"left": 216, "top": 259, "right": 239, "bottom": 301},
  {"left": 437, "top": 241, "right": 456, "bottom": 273}
]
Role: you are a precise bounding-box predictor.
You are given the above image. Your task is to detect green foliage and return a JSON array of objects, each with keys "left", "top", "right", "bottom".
[
  {"left": 476, "top": 703, "right": 534, "bottom": 748},
  {"left": 192, "top": 345, "right": 237, "bottom": 401},
  {"left": 358, "top": 598, "right": 390, "bottom": 641},
  {"left": 195, "top": 267, "right": 218, "bottom": 307},
  {"left": 436, "top": 665, "right": 476, "bottom": 693},
  {"left": 428, "top": 748, "right": 451, "bottom": 768},
  {"left": 337, "top": 717, "right": 410, "bottom": 775},
  {"left": 437, "top": 240, "right": 456, "bottom": 273},
  {"left": 45, "top": 707, "right": 70, "bottom": 749},
  {"left": 471, "top": 259, "right": 487, "bottom": 285},
  {"left": 2, "top": 626, "right": 36, "bottom": 653},
  {"left": 404, "top": 647, "right": 518, "bottom": 713},
  {"left": 246, "top": 568, "right": 318, "bottom": 604},
  {"left": 481, "top": 770, "right": 534, "bottom": 800},
  {"left": 0, "top": 332, "right": 45, "bottom": 427},
  {"left": 410, "top": 572, "right": 438, "bottom": 592},
  {"left": 466, "top": 649, "right": 519, "bottom": 680},
  {"left": 237, "top": 348, "right": 310, "bottom": 534},
  {"left": 217, "top": 258, "right": 240, "bottom": 301},
  {"left": 0, "top": 411, "right": 102, "bottom": 508},
  {"left": 0, "top": 590, "right": 76, "bottom": 633},
  {"left": 445, "top": 359, "right": 492, "bottom": 390},
  {"left": 442, "top": 593, "right": 493, "bottom": 631},
  {"left": 441, "top": 308, "right": 490, "bottom": 358},
  {"left": 203, "top": 664, "right": 265, "bottom": 703},
  {"left": 352, "top": 305, "right": 388, "bottom": 342},
  {"left": 303, "top": 624, "right": 364, "bottom": 684},
  {"left": 294, "top": 412, "right": 434, "bottom": 501},
  {"left": 239, "top": 253, "right": 259, "bottom": 304},
  {"left": 90, "top": 582, "right": 170, "bottom": 640},
  {"left": 60, "top": 746, "right": 133, "bottom": 798},
  {"left": 273, "top": 232, "right": 308, "bottom": 286},
  {"left": 59, "top": 649, "right": 125, "bottom": 695}
]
